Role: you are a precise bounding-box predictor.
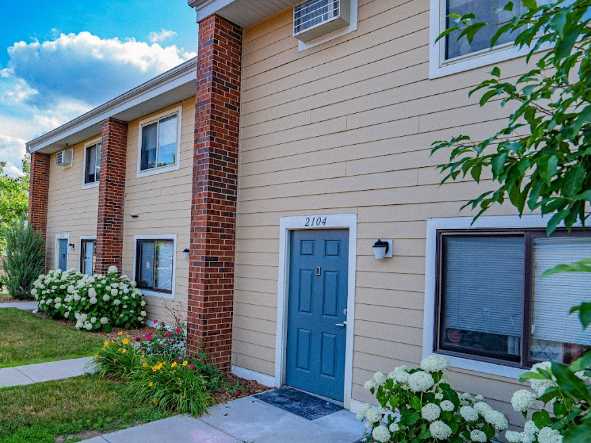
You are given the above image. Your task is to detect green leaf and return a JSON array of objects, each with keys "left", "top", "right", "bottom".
[
  {"left": 470, "top": 163, "right": 482, "bottom": 182},
  {"left": 546, "top": 209, "right": 570, "bottom": 235},
  {"left": 532, "top": 410, "right": 551, "bottom": 429},
  {"left": 522, "top": 0, "right": 537, "bottom": 10},
  {"left": 544, "top": 258, "right": 591, "bottom": 276},
  {"left": 571, "top": 105, "right": 591, "bottom": 135},
  {"left": 551, "top": 362, "right": 591, "bottom": 402},
  {"left": 570, "top": 303, "right": 591, "bottom": 330},
  {"left": 492, "top": 152, "right": 508, "bottom": 177},
  {"left": 565, "top": 422, "right": 591, "bottom": 443},
  {"left": 570, "top": 350, "right": 591, "bottom": 372}
]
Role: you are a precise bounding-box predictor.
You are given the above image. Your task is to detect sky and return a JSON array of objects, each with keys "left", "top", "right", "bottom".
[{"left": 0, "top": 0, "right": 197, "bottom": 177}]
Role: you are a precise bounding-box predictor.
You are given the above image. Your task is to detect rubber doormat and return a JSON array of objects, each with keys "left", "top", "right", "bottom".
[{"left": 254, "top": 386, "right": 342, "bottom": 420}]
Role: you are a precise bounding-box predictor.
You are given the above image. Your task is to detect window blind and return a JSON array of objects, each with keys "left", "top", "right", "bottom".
[
  {"left": 532, "top": 237, "right": 591, "bottom": 346},
  {"left": 443, "top": 236, "right": 524, "bottom": 337}
]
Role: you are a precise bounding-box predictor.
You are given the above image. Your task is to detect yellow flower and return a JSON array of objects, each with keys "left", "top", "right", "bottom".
[
  {"left": 118, "top": 348, "right": 127, "bottom": 354},
  {"left": 152, "top": 362, "right": 164, "bottom": 372},
  {"left": 182, "top": 360, "right": 188, "bottom": 367},
  {"left": 102, "top": 340, "right": 111, "bottom": 348},
  {"left": 171, "top": 362, "right": 178, "bottom": 368},
  {"left": 148, "top": 381, "right": 154, "bottom": 388},
  {"left": 121, "top": 338, "right": 130, "bottom": 345}
]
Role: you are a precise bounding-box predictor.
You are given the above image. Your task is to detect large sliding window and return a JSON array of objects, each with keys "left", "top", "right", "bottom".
[
  {"left": 139, "top": 113, "right": 179, "bottom": 173},
  {"left": 135, "top": 239, "right": 174, "bottom": 295},
  {"left": 436, "top": 230, "right": 591, "bottom": 367}
]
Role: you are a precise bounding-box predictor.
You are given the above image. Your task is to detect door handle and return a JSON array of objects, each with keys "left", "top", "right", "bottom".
[{"left": 336, "top": 321, "right": 347, "bottom": 328}]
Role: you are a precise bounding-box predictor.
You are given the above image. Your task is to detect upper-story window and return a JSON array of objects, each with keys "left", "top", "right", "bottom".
[
  {"left": 429, "top": 0, "right": 528, "bottom": 78},
  {"left": 139, "top": 112, "right": 179, "bottom": 174},
  {"left": 84, "top": 142, "right": 101, "bottom": 184}
]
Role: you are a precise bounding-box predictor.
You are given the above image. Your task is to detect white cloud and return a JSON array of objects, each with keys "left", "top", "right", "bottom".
[
  {"left": 0, "top": 31, "right": 195, "bottom": 175},
  {"left": 0, "top": 135, "right": 26, "bottom": 177},
  {"left": 149, "top": 29, "right": 178, "bottom": 44},
  {"left": 7, "top": 31, "right": 194, "bottom": 105}
]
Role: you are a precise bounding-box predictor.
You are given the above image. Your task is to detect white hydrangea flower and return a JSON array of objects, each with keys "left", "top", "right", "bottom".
[
  {"left": 140, "top": 311, "right": 147, "bottom": 317},
  {"left": 74, "top": 294, "right": 81, "bottom": 302},
  {"left": 505, "top": 431, "right": 523, "bottom": 442},
  {"left": 55, "top": 303, "right": 62, "bottom": 309},
  {"left": 137, "top": 316, "right": 143, "bottom": 321},
  {"left": 389, "top": 423, "right": 399, "bottom": 433},
  {"left": 103, "top": 294, "right": 110, "bottom": 302},
  {"left": 31, "top": 288, "right": 38, "bottom": 297},
  {"left": 420, "top": 354, "right": 447, "bottom": 372},
  {"left": 511, "top": 389, "right": 536, "bottom": 412},
  {"left": 440, "top": 400, "right": 454, "bottom": 412},
  {"left": 141, "top": 300, "right": 146, "bottom": 306},
  {"left": 474, "top": 394, "right": 484, "bottom": 401},
  {"left": 429, "top": 421, "right": 452, "bottom": 440},
  {"left": 372, "top": 425, "right": 390, "bottom": 443},
  {"left": 84, "top": 322, "right": 92, "bottom": 330},
  {"left": 355, "top": 404, "right": 369, "bottom": 421},
  {"left": 90, "top": 297, "right": 97, "bottom": 304},
  {"left": 110, "top": 289, "right": 118, "bottom": 296},
  {"left": 91, "top": 317, "right": 97, "bottom": 323},
  {"left": 484, "top": 409, "right": 508, "bottom": 431},
  {"left": 88, "top": 287, "right": 97, "bottom": 298},
  {"left": 373, "top": 371, "right": 387, "bottom": 386},
  {"left": 108, "top": 265, "right": 118, "bottom": 274},
  {"left": 64, "top": 311, "right": 70, "bottom": 318},
  {"left": 364, "top": 379, "right": 376, "bottom": 391},
  {"left": 421, "top": 403, "right": 441, "bottom": 422},
  {"left": 538, "top": 427, "right": 562, "bottom": 443},
  {"left": 113, "top": 299, "right": 121, "bottom": 306},
  {"left": 365, "top": 406, "right": 382, "bottom": 424},
  {"left": 470, "top": 430, "right": 487, "bottom": 442},
  {"left": 386, "top": 366, "right": 405, "bottom": 384},
  {"left": 100, "top": 317, "right": 109, "bottom": 325},
  {"left": 459, "top": 405, "right": 478, "bottom": 422},
  {"left": 434, "top": 392, "right": 444, "bottom": 400},
  {"left": 529, "top": 379, "right": 555, "bottom": 397},
  {"left": 408, "top": 371, "right": 434, "bottom": 392},
  {"left": 474, "top": 402, "right": 492, "bottom": 416},
  {"left": 524, "top": 420, "right": 538, "bottom": 437}
]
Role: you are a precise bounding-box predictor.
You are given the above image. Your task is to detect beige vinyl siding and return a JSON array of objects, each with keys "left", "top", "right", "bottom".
[
  {"left": 235, "top": 0, "right": 531, "bottom": 422},
  {"left": 121, "top": 99, "right": 195, "bottom": 323},
  {"left": 46, "top": 138, "right": 100, "bottom": 271}
]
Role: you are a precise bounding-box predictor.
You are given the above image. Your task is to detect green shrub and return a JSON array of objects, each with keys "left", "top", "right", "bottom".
[
  {"left": 95, "top": 334, "right": 143, "bottom": 379},
  {"left": 4, "top": 220, "right": 45, "bottom": 300},
  {"left": 33, "top": 267, "right": 147, "bottom": 331}
]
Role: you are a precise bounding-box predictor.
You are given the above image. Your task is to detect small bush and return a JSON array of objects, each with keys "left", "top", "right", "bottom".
[
  {"left": 139, "top": 319, "right": 186, "bottom": 360},
  {"left": 4, "top": 220, "right": 45, "bottom": 300},
  {"left": 96, "top": 334, "right": 143, "bottom": 379},
  {"left": 33, "top": 266, "right": 147, "bottom": 331},
  {"left": 359, "top": 355, "right": 506, "bottom": 442}
]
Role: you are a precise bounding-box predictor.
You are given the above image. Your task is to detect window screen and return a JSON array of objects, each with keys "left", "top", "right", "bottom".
[
  {"left": 136, "top": 239, "right": 174, "bottom": 294},
  {"left": 140, "top": 115, "right": 178, "bottom": 172},
  {"left": 530, "top": 237, "right": 591, "bottom": 364},
  {"left": 445, "top": 0, "right": 524, "bottom": 60},
  {"left": 84, "top": 143, "right": 101, "bottom": 184},
  {"left": 439, "top": 235, "right": 525, "bottom": 362},
  {"left": 294, "top": 0, "right": 340, "bottom": 34}
]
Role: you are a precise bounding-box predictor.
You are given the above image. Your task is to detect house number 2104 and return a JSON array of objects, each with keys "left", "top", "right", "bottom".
[{"left": 304, "top": 216, "right": 327, "bottom": 227}]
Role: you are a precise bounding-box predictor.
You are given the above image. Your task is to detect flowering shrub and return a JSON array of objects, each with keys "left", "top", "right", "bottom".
[
  {"left": 358, "top": 355, "right": 507, "bottom": 442},
  {"left": 504, "top": 359, "right": 591, "bottom": 443},
  {"left": 33, "top": 266, "right": 147, "bottom": 331},
  {"left": 138, "top": 319, "right": 187, "bottom": 360},
  {"left": 96, "top": 333, "right": 216, "bottom": 416}
]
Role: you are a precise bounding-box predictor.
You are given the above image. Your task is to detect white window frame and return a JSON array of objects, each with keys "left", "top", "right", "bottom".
[
  {"left": 429, "top": 0, "right": 532, "bottom": 79},
  {"left": 422, "top": 214, "right": 586, "bottom": 379},
  {"left": 81, "top": 137, "right": 102, "bottom": 189},
  {"left": 79, "top": 235, "right": 97, "bottom": 275},
  {"left": 296, "top": 0, "right": 358, "bottom": 51},
  {"left": 55, "top": 232, "right": 70, "bottom": 271},
  {"left": 136, "top": 106, "right": 182, "bottom": 178},
  {"left": 132, "top": 234, "right": 177, "bottom": 299},
  {"left": 274, "top": 214, "right": 357, "bottom": 409}
]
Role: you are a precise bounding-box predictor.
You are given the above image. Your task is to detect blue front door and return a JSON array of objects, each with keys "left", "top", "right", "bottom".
[
  {"left": 286, "top": 229, "right": 348, "bottom": 401},
  {"left": 58, "top": 239, "right": 68, "bottom": 271}
]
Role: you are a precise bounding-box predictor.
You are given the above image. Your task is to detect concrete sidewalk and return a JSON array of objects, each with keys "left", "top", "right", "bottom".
[
  {"left": 0, "top": 301, "right": 37, "bottom": 311},
  {"left": 81, "top": 396, "right": 365, "bottom": 443},
  {"left": 0, "top": 357, "right": 95, "bottom": 388}
]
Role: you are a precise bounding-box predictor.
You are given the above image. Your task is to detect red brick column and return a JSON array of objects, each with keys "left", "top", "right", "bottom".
[
  {"left": 187, "top": 14, "right": 242, "bottom": 371},
  {"left": 28, "top": 152, "right": 50, "bottom": 244},
  {"left": 95, "top": 118, "right": 128, "bottom": 274}
]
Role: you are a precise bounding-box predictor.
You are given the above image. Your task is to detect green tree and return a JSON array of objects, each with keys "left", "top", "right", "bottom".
[
  {"left": 0, "top": 157, "right": 29, "bottom": 253},
  {"left": 432, "top": 1, "right": 591, "bottom": 440}
]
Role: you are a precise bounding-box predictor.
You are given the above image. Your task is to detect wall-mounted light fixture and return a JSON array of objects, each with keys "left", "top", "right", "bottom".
[
  {"left": 130, "top": 214, "right": 139, "bottom": 219},
  {"left": 69, "top": 243, "right": 76, "bottom": 250},
  {"left": 183, "top": 248, "right": 190, "bottom": 259},
  {"left": 372, "top": 239, "right": 393, "bottom": 260}
]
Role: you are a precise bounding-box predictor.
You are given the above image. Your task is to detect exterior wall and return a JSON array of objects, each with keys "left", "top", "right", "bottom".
[
  {"left": 234, "top": 0, "right": 531, "bottom": 422},
  {"left": 121, "top": 98, "right": 196, "bottom": 323},
  {"left": 46, "top": 139, "right": 100, "bottom": 271}
]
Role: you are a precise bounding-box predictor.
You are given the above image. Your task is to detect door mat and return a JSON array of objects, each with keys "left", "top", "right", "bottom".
[{"left": 254, "top": 386, "right": 342, "bottom": 420}]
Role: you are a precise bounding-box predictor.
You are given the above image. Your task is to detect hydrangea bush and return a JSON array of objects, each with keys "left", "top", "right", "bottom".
[
  {"left": 32, "top": 266, "right": 147, "bottom": 331},
  {"left": 504, "top": 359, "right": 591, "bottom": 443},
  {"left": 358, "top": 355, "right": 507, "bottom": 442}
]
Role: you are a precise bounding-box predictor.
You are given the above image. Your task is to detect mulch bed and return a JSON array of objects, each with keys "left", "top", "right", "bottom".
[{"left": 213, "top": 374, "right": 269, "bottom": 404}]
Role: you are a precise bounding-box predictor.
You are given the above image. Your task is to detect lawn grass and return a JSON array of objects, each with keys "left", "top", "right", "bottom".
[
  {"left": 0, "top": 375, "right": 170, "bottom": 443},
  {"left": 0, "top": 308, "right": 103, "bottom": 368}
]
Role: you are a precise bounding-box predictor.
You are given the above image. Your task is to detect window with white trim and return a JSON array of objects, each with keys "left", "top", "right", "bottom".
[
  {"left": 435, "top": 229, "right": 591, "bottom": 367},
  {"left": 84, "top": 142, "right": 101, "bottom": 184},
  {"left": 135, "top": 239, "right": 174, "bottom": 294},
  {"left": 429, "top": 0, "right": 530, "bottom": 78},
  {"left": 139, "top": 113, "right": 178, "bottom": 172}
]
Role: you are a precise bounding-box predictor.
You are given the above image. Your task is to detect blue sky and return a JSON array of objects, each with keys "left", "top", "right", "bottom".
[{"left": 0, "top": 0, "right": 197, "bottom": 176}]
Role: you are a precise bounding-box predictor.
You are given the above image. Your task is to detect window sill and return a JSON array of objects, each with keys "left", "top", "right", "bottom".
[
  {"left": 136, "top": 164, "right": 179, "bottom": 178},
  {"left": 141, "top": 289, "right": 175, "bottom": 299},
  {"left": 81, "top": 181, "right": 99, "bottom": 190},
  {"left": 432, "top": 352, "right": 526, "bottom": 380}
]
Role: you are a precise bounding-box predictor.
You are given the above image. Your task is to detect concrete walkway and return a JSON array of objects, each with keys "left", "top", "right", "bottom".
[
  {"left": 0, "top": 301, "right": 37, "bottom": 311},
  {"left": 81, "top": 395, "right": 365, "bottom": 443},
  {"left": 0, "top": 357, "right": 95, "bottom": 388}
]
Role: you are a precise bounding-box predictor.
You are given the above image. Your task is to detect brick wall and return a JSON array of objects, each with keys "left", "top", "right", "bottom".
[
  {"left": 95, "top": 118, "right": 128, "bottom": 274},
  {"left": 28, "top": 152, "right": 50, "bottom": 243},
  {"left": 186, "top": 14, "right": 243, "bottom": 371}
]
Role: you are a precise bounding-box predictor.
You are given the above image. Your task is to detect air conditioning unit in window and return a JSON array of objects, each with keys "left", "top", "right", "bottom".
[
  {"left": 293, "top": 0, "right": 351, "bottom": 42},
  {"left": 56, "top": 148, "right": 73, "bottom": 167}
]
